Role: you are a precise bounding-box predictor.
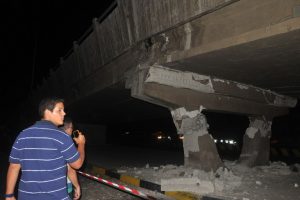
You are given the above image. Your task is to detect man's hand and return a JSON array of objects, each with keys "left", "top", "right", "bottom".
[
  {"left": 73, "top": 131, "right": 85, "bottom": 145},
  {"left": 69, "top": 131, "right": 86, "bottom": 169},
  {"left": 73, "top": 185, "right": 81, "bottom": 200}
]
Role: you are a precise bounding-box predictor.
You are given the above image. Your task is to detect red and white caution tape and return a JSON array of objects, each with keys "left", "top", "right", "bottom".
[{"left": 77, "top": 171, "right": 155, "bottom": 200}]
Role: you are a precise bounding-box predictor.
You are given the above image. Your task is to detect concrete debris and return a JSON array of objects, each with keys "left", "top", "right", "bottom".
[
  {"left": 255, "top": 181, "right": 262, "bottom": 185},
  {"left": 161, "top": 177, "right": 214, "bottom": 194},
  {"left": 117, "top": 160, "right": 300, "bottom": 199},
  {"left": 257, "top": 161, "right": 291, "bottom": 175},
  {"left": 159, "top": 165, "right": 241, "bottom": 195}
]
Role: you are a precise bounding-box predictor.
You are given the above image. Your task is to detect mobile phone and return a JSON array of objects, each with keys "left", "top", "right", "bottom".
[{"left": 72, "top": 130, "right": 79, "bottom": 138}]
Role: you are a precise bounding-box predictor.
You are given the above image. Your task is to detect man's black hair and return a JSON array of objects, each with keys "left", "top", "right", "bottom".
[
  {"left": 64, "top": 116, "right": 72, "bottom": 125},
  {"left": 60, "top": 116, "right": 73, "bottom": 131},
  {"left": 38, "top": 97, "right": 64, "bottom": 118}
]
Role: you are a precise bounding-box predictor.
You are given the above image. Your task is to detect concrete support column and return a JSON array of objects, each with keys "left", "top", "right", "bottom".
[
  {"left": 238, "top": 116, "right": 272, "bottom": 167},
  {"left": 171, "top": 107, "right": 223, "bottom": 172}
]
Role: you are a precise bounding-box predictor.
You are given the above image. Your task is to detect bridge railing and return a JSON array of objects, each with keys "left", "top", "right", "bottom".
[{"left": 31, "top": 0, "right": 239, "bottom": 103}]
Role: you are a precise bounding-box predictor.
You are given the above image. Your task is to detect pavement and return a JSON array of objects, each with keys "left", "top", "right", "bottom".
[
  {"left": 3, "top": 144, "right": 298, "bottom": 199},
  {"left": 84, "top": 145, "right": 226, "bottom": 200},
  {"left": 86, "top": 163, "right": 228, "bottom": 200}
]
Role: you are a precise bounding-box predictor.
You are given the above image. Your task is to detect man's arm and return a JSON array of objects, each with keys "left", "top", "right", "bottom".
[
  {"left": 5, "top": 163, "right": 21, "bottom": 200},
  {"left": 69, "top": 133, "right": 85, "bottom": 169},
  {"left": 67, "top": 165, "right": 81, "bottom": 200}
]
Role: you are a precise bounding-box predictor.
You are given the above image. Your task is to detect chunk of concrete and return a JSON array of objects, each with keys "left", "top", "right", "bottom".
[{"left": 161, "top": 177, "right": 214, "bottom": 195}]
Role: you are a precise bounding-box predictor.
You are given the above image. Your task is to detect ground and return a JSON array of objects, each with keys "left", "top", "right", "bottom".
[
  {"left": 1, "top": 145, "right": 300, "bottom": 200},
  {"left": 78, "top": 175, "right": 141, "bottom": 200},
  {"left": 118, "top": 161, "right": 300, "bottom": 200},
  {"left": 86, "top": 145, "right": 300, "bottom": 200}
]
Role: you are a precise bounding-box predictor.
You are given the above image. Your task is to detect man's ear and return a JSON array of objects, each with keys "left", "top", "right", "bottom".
[{"left": 44, "top": 109, "right": 52, "bottom": 118}]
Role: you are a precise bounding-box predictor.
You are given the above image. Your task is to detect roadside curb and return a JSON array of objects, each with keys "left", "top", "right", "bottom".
[
  {"left": 87, "top": 163, "right": 227, "bottom": 200},
  {"left": 87, "top": 163, "right": 200, "bottom": 200}
]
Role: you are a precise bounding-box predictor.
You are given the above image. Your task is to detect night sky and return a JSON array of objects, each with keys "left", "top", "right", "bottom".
[{"left": 1, "top": 0, "right": 114, "bottom": 125}]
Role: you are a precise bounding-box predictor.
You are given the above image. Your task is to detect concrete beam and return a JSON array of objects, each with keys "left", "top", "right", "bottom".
[
  {"left": 127, "top": 65, "right": 296, "bottom": 118},
  {"left": 143, "top": 82, "right": 288, "bottom": 118},
  {"left": 156, "top": 0, "right": 300, "bottom": 64},
  {"left": 125, "top": 65, "right": 171, "bottom": 109},
  {"left": 145, "top": 65, "right": 297, "bottom": 108},
  {"left": 127, "top": 65, "right": 295, "bottom": 117},
  {"left": 125, "top": 66, "right": 291, "bottom": 117}
]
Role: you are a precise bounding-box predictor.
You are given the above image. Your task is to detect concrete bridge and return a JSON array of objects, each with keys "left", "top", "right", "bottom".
[{"left": 24, "top": 0, "right": 300, "bottom": 171}]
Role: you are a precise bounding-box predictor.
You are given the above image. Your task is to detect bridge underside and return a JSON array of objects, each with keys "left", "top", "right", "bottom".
[
  {"left": 165, "top": 27, "right": 300, "bottom": 98},
  {"left": 67, "top": 11, "right": 300, "bottom": 171},
  {"left": 27, "top": 0, "right": 300, "bottom": 172},
  {"left": 67, "top": 25, "right": 300, "bottom": 125}
]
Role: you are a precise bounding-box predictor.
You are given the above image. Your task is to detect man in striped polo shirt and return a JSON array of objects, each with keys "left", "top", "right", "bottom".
[{"left": 5, "top": 97, "right": 86, "bottom": 200}]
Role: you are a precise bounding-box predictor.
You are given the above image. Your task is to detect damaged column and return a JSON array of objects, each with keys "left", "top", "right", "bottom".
[
  {"left": 171, "top": 107, "right": 223, "bottom": 172},
  {"left": 239, "top": 116, "right": 272, "bottom": 167},
  {"left": 127, "top": 64, "right": 297, "bottom": 169}
]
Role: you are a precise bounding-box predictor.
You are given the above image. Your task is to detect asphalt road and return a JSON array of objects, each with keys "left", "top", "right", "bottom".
[{"left": 78, "top": 175, "right": 142, "bottom": 200}]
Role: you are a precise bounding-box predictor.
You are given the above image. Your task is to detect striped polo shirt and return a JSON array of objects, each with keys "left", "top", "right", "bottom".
[{"left": 9, "top": 120, "right": 80, "bottom": 200}]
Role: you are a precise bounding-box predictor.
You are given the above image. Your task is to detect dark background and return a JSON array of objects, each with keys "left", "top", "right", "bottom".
[{"left": 1, "top": 0, "right": 114, "bottom": 125}]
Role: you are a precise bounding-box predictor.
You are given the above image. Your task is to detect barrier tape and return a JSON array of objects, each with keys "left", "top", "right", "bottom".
[{"left": 77, "top": 171, "right": 156, "bottom": 200}]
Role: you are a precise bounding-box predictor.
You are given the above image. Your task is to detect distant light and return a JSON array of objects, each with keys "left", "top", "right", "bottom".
[
  {"left": 179, "top": 135, "right": 184, "bottom": 140},
  {"left": 157, "top": 136, "right": 162, "bottom": 140},
  {"left": 167, "top": 136, "right": 171, "bottom": 140},
  {"left": 125, "top": 131, "right": 130, "bottom": 135},
  {"left": 218, "top": 139, "right": 237, "bottom": 145},
  {"left": 214, "top": 139, "right": 217, "bottom": 143}
]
